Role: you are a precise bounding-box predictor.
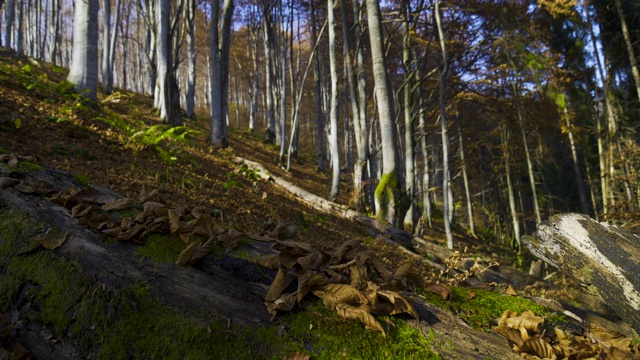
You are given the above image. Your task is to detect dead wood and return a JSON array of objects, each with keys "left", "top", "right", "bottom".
[{"left": 524, "top": 213, "right": 640, "bottom": 336}]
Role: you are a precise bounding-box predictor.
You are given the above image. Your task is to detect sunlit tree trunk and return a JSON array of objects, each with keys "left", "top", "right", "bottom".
[
  {"left": 156, "top": 0, "right": 181, "bottom": 126},
  {"left": 67, "top": 0, "right": 99, "bottom": 101},
  {"left": 614, "top": 0, "right": 640, "bottom": 104},
  {"left": 366, "top": 0, "right": 403, "bottom": 226},
  {"left": 49, "top": 0, "right": 60, "bottom": 64},
  {"left": 435, "top": 0, "right": 453, "bottom": 248},
  {"left": 327, "top": 0, "right": 340, "bottom": 200},
  {"left": 401, "top": 0, "right": 416, "bottom": 230},
  {"left": 15, "top": 0, "right": 21, "bottom": 55},
  {"left": 417, "top": 66, "right": 432, "bottom": 228},
  {"left": 249, "top": 19, "right": 259, "bottom": 132},
  {"left": 3, "top": 0, "right": 13, "bottom": 48},
  {"left": 184, "top": 0, "right": 196, "bottom": 120},
  {"left": 210, "top": 0, "right": 234, "bottom": 146}
]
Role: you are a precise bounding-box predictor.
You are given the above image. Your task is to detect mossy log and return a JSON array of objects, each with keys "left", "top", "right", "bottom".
[{"left": 523, "top": 213, "right": 640, "bottom": 336}]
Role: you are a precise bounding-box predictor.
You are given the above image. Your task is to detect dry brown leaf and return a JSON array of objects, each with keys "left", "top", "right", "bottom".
[
  {"left": 217, "top": 229, "right": 246, "bottom": 253},
  {"left": 272, "top": 292, "right": 298, "bottom": 312},
  {"left": 423, "top": 283, "right": 452, "bottom": 300},
  {"left": 188, "top": 237, "right": 218, "bottom": 264},
  {"left": 494, "top": 325, "right": 525, "bottom": 348},
  {"left": 516, "top": 336, "right": 556, "bottom": 359},
  {"left": 314, "top": 283, "right": 367, "bottom": 310},
  {"left": 505, "top": 285, "right": 518, "bottom": 296},
  {"left": 297, "top": 271, "right": 327, "bottom": 302},
  {"left": 498, "top": 310, "right": 545, "bottom": 340},
  {"left": 368, "top": 256, "right": 392, "bottom": 282},
  {"left": 139, "top": 186, "right": 160, "bottom": 203},
  {"left": 176, "top": 240, "right": 203, "bottom": 266},
  {"left": 7, "top": 155, "right": 18, "bottom": 168},
  {"left": 282, "top": 352, "right": 310, "bottom": 360},
  {"left": 265, "top": 268, "right": 295, "bottom": 302},
  {"left": 271, "top": 221, "right": 298, "bottom": 240},
  {"left": 102, "top": 197, "right": 136, "bottom": 211},
  {"left": 554, "top": 328, "right": 599, "bottom": 358},
  {"left": 31, "top": 227, "right": 68, "bottom": 250},
  {"left": 186, "top": 214, "right": 219, "bottom": 237},
  {"left": 79, "top": 213, "right": 112, "bottom": 230},
  {"left": 466, "top": 290, "right": 477, "bottom": 300},
  {"left": 335, "top": 239, "right": 362, "bottom": 261},
  {"left": 179, "top": 231, "right": 193, "bottom": 244},
  {"left": 323, "top": 268, "right": 347, "bottom": 283},
  {"left": 167, "top": 209, "right": 181, "bottom": 234},
  {"left": 587, "top": 322, "right": 633, "bottom": 351},
  {"left": 0, "top": 177, "right": 20, "bottom": 189},
  {"left": 375, "top": 290, "right": 419, "bottom": 319},
  {"left": 116, "top": 224, "right": 144, "bottom": 242},
  {"left": 71, "top": 203, "right": 95, "bottom": 218},
  {"left": 295, "top": 252, "right": 326, "bottom": 274},
  {"left": 335, "top": 303, "right": 385, "bottom": 336},
  {"left": 349, "top": 264, "right": 368, "bottom": 290}
]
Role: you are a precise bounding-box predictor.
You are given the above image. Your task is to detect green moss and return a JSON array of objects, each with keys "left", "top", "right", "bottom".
[
  {"left": 281, "top": 302, "right": 440, "bottom": 359},
  {"left": 15, "top": 160, "right": 45, "bottom": 174},
  {"left": 73, "top": 173, "right": 93, "bottom": 187},
  {"left": 418, "top": 286, "right": 561, "bottom": 330},
  {"left": 0, "top": 209, "right": 286, "bottom": 359},
  {"left": 136, "top": 234, "right": 186, "bottom": 263},
  {"left": 374, "top": 171, "right": 397, "bottom": 223}
]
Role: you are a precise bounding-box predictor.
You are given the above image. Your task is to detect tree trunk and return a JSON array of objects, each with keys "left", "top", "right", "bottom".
[
  {"left": 502, "top": 120, "right": 521, "bottom": 251},
  {"left": 156, "top": 0, "right": 181, "bottom": 126},
  {"left": 513, "top": 82, "right": 541, "bottom": 226},
  {"left": 457, "top": 115, "right": 475, "bottom": 236},
  {"left": 524, "top": 213, "right": 640, "bottom": 336},
  {"left": 327, "top": 0, "right": 340, "bottom": 200},
  {"left": 309, "top": 0, "right": 324, "bottom": 172},
  {"left": 67, "top": 0, "right": 99, "bottom": 101},
  {"left": 261, "top": 3, "right": 276, "bottom": 144},
  {"left": 613, "top": 0, "right": 640, "bottom": 105},
  {"left": 366, "top": 0, "right": 402, "bottom": 226},
  {"left": 101, "top": 0, "right": 111, "bottom": 92},
  {"left": 2, "top": 0, "right": 13, "bottom": 48},
  {"left": 564, "top": 107, "right": 590, "bottom": 215},
  {"left": 435, "top": 0, "right": 452, "bottom": 249},
  {"left": 183, "top": 0, "right": 195, "bottom": 120},
  {"left": 401, "top": 0, "right": 416, "bottom": 231}
]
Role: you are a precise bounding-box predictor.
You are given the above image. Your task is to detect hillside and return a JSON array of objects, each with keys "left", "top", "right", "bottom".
[{"left": 0, "top": 49, "right": 637, "bottom": 359}]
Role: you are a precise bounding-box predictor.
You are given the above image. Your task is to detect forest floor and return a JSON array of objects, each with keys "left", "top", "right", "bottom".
[{"left": 0, "top": 48, "right": 637, "bottom": 359}]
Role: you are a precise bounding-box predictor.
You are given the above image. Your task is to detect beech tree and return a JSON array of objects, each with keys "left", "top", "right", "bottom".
[
  {"left": 67, "top": 0, "right": 99, "bottom": 101},
  {"left": 155, "top": 0, "right": 181, "bottom": 126}
]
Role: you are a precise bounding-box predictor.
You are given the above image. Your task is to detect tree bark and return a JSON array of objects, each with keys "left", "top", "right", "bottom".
[
  {"left": 67, "top": 0, "right": 99, "bottom": 101},
  {"left": 613, "top": 0, "right": 640, "bottom": 105},
  {"left": 309, "top": 0, "right": 324, "bottom": 172},
  {"left": 327, "top": 0, "right": 340, "bottom": 200},
  {"left": 434, "top": 0, "right": 452, "bottom": 249},
  {"left": 156, "top": 0, "right": 181, "bottom": 126},
  {"left": 366, "top": 0, "right": 402, "bottom": 226},
  {"left": 524, "top": 213, "right": 640, "bottom": 336},
  {"left": 2, "top": 0, "right": 13, "bottom": 48}
]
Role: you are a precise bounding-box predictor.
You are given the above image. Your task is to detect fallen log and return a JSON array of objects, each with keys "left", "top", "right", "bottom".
[{"left": 523, "top": 213, "right": 640, "bottom": 336}]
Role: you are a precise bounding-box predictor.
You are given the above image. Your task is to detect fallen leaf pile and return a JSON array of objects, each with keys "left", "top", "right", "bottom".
[
  {"left": 494, "top": 310, "right": 640, "bottom": 359},
  {"left": 261, "top": 237, "right": 445, "bottom": 336}
]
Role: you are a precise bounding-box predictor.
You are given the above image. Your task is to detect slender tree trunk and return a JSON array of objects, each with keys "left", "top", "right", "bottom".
[
  {"left": 328, "top": 0, "right": 340, "bottom": 200},
  {"left": 262, "top": 3, "right": 276, "bottom": 143},
  {"left": 564, "top": 107, "right": 590, "bottom": 215},
  {"left": 502, "top": 120, "right": 520, "bottom": 251},
  {"left": 457, "top": 114, "right": 475, "bottom": 236},
  {"left": 435, "top": 0, "right": 453, "bottom": 248},
  {"left": 418, "top": 69, "right": 432, "bottom": 228},
  {"left": 401, "top": 0, "right": 416, "bottom": 230},
  {"left": 210, "top": 0, "right": 223, "bottom": 145},
  {"left": 513, "top": 82, "right": 541, "bottom": 226},
  {"left": 68, "top": 0, "right": 99, "bottom": 101},
  {"left": 3, "top": 0, "right": 13, "bottom": 48},
  {"left": 15, "top": 0, "right": 21, "bottom": 55},
  {"left": 101, "top": 0, "right": 111, "bottom": 91},
  {"left": 366, "top": 0, "right": 402, "bottom": 226},
  {"left": 613, "top": 0, "right": 640, "bottom": 105},
  {"left": 184, "top": 0, "right": 196, "bottom": 120},
  {"left": 309, "top": 0, "right": 325, "bottom": 172},
  {"left": 249, "top": 22, "right": 259, "bottom": 132}
]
